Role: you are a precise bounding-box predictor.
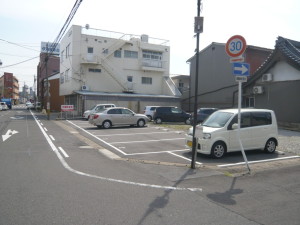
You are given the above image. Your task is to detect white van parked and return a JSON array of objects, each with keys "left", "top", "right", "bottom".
[
  {"left": 186, "top": 108, "right": 278, "bottom": 158},
  {"left": 83, "top": 103, "right": 116, "bottom": 120}
]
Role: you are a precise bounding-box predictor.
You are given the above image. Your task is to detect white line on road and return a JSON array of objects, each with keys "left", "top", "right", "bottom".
[
  {"left": 29, "top": 114, "right": 202, "bottom": 192},
  {"left": 44, "top": 127, "right": 48, "bottom": 132},
  {"left": 58, "top": 147, "right": 69, "bottom": 158},
  {"left": 67, "top": 120, "right": 127, "bottom": 155},
  {"left": 95, "top": 131, "right": 181, "bottom": 137},
  {"left": 168, "top": 151, "right": 203, "bottom": 165},
  {"left": 49, "top": 135, "right": 55, "bottom": 141},
  {"left": 111, "top": 138, "right": 185, "bottom": 144},
  {"left": 126, "top": 149, "right": 188, "bottom": 156},
  {"left": 218, "top": 155, "right": 300, "bottom": 167}
]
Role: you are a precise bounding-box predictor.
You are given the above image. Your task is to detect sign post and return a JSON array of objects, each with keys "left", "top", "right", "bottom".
[{"left": 226, "top": 35, "right": 251, "bottom": 173}]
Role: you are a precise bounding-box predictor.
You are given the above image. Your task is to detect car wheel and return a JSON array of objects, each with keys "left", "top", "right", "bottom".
[
  {"left": 102, "top": 120, "right": 112, "bottom": 129},
  {"left": 137, "top": 119, "right": 145, "bottom": 127},
  {"left": 211, "top": 142, "right": 226, "bottom": 158},
  {"left": 155, "top": 118, "right": 162, "bottom": 124},
  {"left": 264, "top": 138, "right": 277, "bottom": 153}
]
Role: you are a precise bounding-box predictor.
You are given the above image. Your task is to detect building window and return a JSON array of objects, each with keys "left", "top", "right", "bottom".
[
  {"left": 60, "top": 73, "right": 64, "bottom": 84},
  {"left": 114, "top": 50, "right": 122, "bottom": 58},
  {"left": 88, "top": 47, "right": 93, "bottom": 54},
  {"left": 65, "top": 69, "right": 69, "bottom": 82},
  {"left": 142, "top": 50, "right": 162, "bottom": 68},
  {"left": 88, "top": 68, "right": 101, "bottom": 73},
  {"left": 127, "top": 76, "right": 133, "bottom": 82},
  {"left": 142, "top": 77, "right": 152, "bottom": 85},
  {"left": 66, "top": 43, "right": 70, "bottom": 58},
  {"left": 245, "top": 97, "right": 255, "bottom": 107},
  {"left": 124, "top": 50, "right": 138, "bottom": 58}
]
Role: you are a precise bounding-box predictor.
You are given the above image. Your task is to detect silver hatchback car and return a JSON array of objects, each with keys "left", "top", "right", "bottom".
[{"left": 89, "top": 107, "right": 149, "bottom": 129}]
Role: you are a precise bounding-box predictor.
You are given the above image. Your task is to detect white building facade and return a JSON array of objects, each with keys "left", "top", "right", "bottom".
[{"left": 60, "top": 25, "right": 181, "bottom": 115}]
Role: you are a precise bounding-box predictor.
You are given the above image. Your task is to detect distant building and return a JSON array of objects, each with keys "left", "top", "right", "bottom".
[
  {"left": 243, "top": 36, "right": 300, "bottom": 124},
  {"left": 37, "top": 52, "right": 60, "bottom": 109},
  {"left": 184, "top": 42, "right": 272, "bottom": 112},
  {"left": 171, "top": 74, "right": 190, "bottom": 94},
  {"left": 59, "top": 25, "right": 181, "bottom": 115},
  {"left": 0, "top": 72, "right": 19, "bottom": 103}
]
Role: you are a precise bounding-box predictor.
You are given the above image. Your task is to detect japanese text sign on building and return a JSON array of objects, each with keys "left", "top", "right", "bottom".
[{"left": 61, "top": 105, "right": 74, "bottom": 112}]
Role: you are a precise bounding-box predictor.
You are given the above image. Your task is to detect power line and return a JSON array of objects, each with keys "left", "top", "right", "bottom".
[
  {"left": 0, "top": 38, "right": 40, "bottom": 52},
  {"left": 0, "top": 56, "right": 39, "bottom": 68}
]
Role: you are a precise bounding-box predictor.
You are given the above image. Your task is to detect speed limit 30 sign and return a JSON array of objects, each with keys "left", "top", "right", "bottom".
[{"left": 225, "top": 35, "right": 247, "bottom": 58}]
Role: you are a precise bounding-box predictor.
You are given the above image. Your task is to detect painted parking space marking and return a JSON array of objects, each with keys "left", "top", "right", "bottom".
[
  {"left": 111, "top": 138, "right": 185, "bottom": 144},
  {"left": 168, "top": 151, "right": 203, "bottom": 165},
  {"left": 218, "top": 155, "right": 300, "bottom": 168},
  {"left": 95, "top": 131, "right": 180, "bottom": 137},
  {"left": 126, "top": 149, "right": 188, "bottom": 156}
]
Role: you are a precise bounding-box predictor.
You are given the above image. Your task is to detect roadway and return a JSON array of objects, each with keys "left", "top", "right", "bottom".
[{"left": 0, "top": 105, "right": 299, "bottom": 225}]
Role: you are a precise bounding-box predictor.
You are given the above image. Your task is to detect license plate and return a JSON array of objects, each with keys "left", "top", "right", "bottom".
[{"left": 187, "top": 140, "right": 193, "bottom": 147}]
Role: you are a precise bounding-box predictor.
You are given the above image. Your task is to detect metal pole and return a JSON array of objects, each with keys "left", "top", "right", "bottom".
[
  {"left": 191, "top": 0, "right": 201, "bottom": 169},
  {"left": 237, "top": 81, "right": 251, "bottom": 172}
]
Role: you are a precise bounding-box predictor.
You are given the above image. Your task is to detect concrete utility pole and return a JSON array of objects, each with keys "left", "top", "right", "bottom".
[
  {"left": 45, "top": 54, "right": 50, "bottom": 120},
  {"left": 191, "top": 0, "right": 203, "bottom": 169}
]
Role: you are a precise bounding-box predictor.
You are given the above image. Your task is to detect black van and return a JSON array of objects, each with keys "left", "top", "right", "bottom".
[{"left": 153, "top": 106, "right": 191, "bottom": 124}]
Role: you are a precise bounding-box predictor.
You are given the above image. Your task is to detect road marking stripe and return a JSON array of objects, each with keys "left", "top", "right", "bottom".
[
  {"left": 95, "top": 131, "right": 180, "bottom": 137},
  {"left": 67, "top": 120, "right": 127, "bottom": 155},
  {"left": 218, "top": 155, "right": 300, "bottom": 167},
  {"left": 30, "top": 113, "right": 202, "bottom": 192},
  {"left": 111, "top": 138, "right": 185, "bottom": 144},
  {"left": 44, "top": 127, "right": 48, "bottom": 132},
  {"left": 49, "top": 135, "right": 55, "bottom": 141},
  {"left": 58, "top": 147, "right": 69, "bottom": 158},
  {"left": 126, "top": 149, "right": 188, "bottom": 156},
  {"left": 168, "top": 151, "right": 203, "bottom": 165}
]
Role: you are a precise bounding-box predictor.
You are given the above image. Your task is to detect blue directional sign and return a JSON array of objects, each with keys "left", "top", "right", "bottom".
[{"left": 232, "top": 62, "right": 250, "bottom": 76}]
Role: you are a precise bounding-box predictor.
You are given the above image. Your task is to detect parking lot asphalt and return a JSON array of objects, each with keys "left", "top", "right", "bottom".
[{"left": 59, "top": 118, "right": 300, "bottom": 173}]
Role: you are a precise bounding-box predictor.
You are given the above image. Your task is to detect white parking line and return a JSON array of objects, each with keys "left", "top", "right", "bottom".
[
  {"left": 95, "top": 131, "right": 180, "bottom": 137},
  {"left": 218, "top": 155, "right": 300, "bottom": 167},
  {"left": 111, "top": 138, "right": 185, "bottom": 144},
  {"left": 168, "top": 151, "right": 203, "bottom": 165},
  {"left": 126, "top": 149, "right": 188, "bottom": 156}
]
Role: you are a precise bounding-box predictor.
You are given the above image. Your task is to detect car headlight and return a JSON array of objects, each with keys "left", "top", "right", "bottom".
[{"left": 203, "top": 133, "right": 211, "bottom": 139}]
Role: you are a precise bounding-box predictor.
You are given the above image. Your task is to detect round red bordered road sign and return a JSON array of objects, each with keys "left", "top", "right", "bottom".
[{"left": 225, "top": 35, "right": 247, "bottom": 58}]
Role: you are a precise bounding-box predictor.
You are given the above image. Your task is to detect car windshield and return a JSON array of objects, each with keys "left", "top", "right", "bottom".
[
  {"left": 202, "top": 111, "right": 233, "bottom": 128},
  {"left": 89, "top": 105, "right": 97, "bottom": 110}
]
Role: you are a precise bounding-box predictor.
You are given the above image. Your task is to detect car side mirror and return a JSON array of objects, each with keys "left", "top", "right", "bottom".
[{"left": 232, "top": 123, "right": 239, "bottom": 130}]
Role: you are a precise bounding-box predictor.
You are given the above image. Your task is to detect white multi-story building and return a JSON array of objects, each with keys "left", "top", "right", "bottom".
[{"left": 60, "top": 25, "right": 181, "bottom": 115}]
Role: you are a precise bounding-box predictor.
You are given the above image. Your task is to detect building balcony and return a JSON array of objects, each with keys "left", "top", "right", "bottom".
[{"left": 141, "top": 59, "right": 166, "bottom": 72}]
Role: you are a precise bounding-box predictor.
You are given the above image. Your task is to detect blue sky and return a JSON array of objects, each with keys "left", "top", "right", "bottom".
[{"left": 0, "top": 0, "right": 299, "bottom": 89}]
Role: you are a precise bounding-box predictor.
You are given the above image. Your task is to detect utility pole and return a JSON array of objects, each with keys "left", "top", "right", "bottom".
[
  {"left": 45, "top": 54, "right": 50, "bottom": 120},
  {"left": 191, "top": 0, "right": 203, "bottom": 169}
]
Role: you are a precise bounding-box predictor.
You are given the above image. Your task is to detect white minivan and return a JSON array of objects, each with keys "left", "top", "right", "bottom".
[{"left": 186, "top": 109, "right": 278, "bottom": 158}]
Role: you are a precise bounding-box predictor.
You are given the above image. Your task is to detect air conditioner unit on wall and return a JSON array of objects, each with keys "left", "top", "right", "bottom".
[
  {"left": 81, "top": 85, "right": 89, "bottom": 91},
  {"left": 253, "top": 86, "right": 264, "bottom": 94},
  {"left": 262, "top": 73, "right": 273, "bottom": 82}
]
